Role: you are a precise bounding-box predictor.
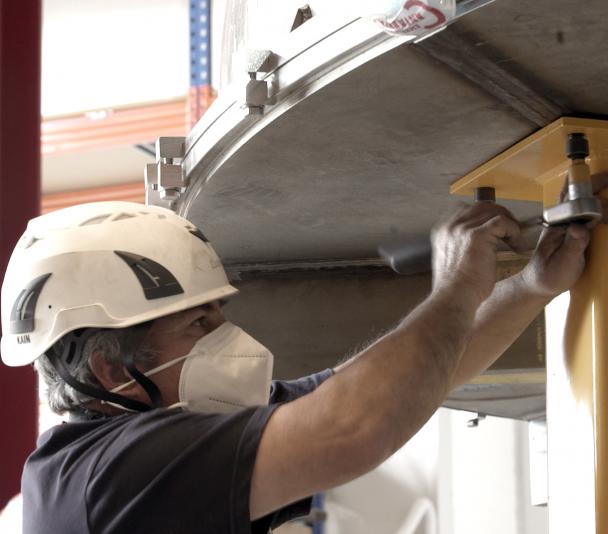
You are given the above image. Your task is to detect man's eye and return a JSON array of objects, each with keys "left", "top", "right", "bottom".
[{"left": 200, "top": 299, "right": 227, "bottom": 311}]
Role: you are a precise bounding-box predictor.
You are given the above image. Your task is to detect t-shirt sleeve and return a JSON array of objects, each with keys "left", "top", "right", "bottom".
[
  {"left": 247, "top": 369, "right": 335, "bottom": 531},
  {"left": 85, "top": 406, "right": 282, "bottom": 534},
  {"left": 269, "top": 368, "right": 334, "bottom": 404}
]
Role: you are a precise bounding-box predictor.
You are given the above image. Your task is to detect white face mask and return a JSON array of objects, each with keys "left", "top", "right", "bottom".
[{"left": 110, "top": 322, "right": 274, "bottom": 414}]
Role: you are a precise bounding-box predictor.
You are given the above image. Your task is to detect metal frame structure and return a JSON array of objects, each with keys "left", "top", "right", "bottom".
[
  {"left": 188, "top": 0, "right": 214, "bottom": 129},
  {"left": 189, "top": 0, "right": 211, "bottom": 88}
]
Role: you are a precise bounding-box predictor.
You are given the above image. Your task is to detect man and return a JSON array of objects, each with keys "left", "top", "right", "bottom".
[{"left": 2, "top": 175, "right": 606, "bottom": 533}]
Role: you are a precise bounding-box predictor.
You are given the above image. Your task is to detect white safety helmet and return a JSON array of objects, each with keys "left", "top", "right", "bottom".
[{"left": 1, "top": 201, "right": 238, "bottom": 367}]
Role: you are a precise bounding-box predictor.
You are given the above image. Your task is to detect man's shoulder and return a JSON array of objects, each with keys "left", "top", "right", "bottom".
[{"left": 35, "top": 407, "right": 241, "bottom": 453}]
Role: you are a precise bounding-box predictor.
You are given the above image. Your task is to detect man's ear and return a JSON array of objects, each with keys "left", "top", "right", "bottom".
[{"left": 89, "top": 351, "right": 136, "bottom": 393}]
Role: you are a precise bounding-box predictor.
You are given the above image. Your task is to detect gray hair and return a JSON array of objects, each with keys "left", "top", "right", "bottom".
[{"left": 35, "top": 327, "right": 159, "bottom": 415}]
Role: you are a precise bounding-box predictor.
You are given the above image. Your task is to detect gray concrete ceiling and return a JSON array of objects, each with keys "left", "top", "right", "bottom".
[{"left": 183, "top": 0, "right": 608, "bottom": 265}]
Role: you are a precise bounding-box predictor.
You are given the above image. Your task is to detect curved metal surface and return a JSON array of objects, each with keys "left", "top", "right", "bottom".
[
  {"left": 180, "top": 16, "right": 410, "bottom": 218},
  {"left": 180, "top": 37, "right": 538, "bottom": 262}
]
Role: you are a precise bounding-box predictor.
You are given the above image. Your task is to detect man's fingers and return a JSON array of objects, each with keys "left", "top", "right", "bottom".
[
  {"left": 535, "top": 226, "right": 567, "bottom": 257},
  {"left": 458, "top": 202, "right": 519, "bottom": 230},
  {"left": 549, "top": 224, "right": 590, "bottom": 264},
  {"left": 566, "top": 223, "right": 590, "bottom": 243},
  {"left": 449, "top": 202, "right": 529, "bottom": 252},
  {"left": 479, "top": 214, "right": 527, "bottom": 253},
  {"left": 437, "top": 202, "right": 472, "bottom": 231}
]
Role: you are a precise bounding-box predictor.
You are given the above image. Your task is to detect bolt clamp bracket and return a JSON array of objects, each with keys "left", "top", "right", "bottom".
[{"left": 144, "top": 136, "right": 187, "bottom": 208}]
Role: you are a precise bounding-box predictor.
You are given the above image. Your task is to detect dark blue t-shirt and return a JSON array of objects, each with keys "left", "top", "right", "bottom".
[{"left": 22, "top": 370, "right": 333, "bottom": 534}]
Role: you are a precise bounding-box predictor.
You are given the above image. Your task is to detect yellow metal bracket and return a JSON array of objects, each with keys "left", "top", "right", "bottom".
[
  {"left": 451, "top": 116, "right": 608, "bottom": 206},
  {"left": 451, "top": 117, "right": 608, "bottom": 534}
]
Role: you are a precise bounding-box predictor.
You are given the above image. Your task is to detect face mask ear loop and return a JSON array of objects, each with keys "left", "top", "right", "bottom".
[
  {"left": 166, "top": 401, "right": 188, "bottom": 411},
  {"left": 103, "top": 401, "right": 139, "bottom": 413},
  {"left": 111, "top": 354, "right": 191, "bottom": 394}
]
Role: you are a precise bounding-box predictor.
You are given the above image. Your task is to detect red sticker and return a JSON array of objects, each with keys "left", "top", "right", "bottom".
[{"left": 376, "top": 0, "right": 448, "bottom": 34}]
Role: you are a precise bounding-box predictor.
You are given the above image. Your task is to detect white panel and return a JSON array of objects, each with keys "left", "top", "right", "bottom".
[{"left": 438, "top": 409, "right": 548, "bottom": 534}]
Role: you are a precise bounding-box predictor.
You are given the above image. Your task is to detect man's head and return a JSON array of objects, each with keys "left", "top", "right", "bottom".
[
  {"left": 35, "top": 301, "right": 227, "bottom": 415},
  {"left": 1, "top": 201, "right": 237, "bottom": 415}
]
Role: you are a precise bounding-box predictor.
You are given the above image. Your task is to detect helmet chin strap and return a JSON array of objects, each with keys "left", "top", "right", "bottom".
[
  {"left": 47, "top": 325, "right": 163, "bottom": 414},
  {"left": 120, "top": 323, "right": 163, "bottom": 409}
]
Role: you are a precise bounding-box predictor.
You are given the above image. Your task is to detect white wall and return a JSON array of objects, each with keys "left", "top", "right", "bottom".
[
  {"left": 438, "top": 410, "right": 547, "bottom": 534},
  {"left": 42, "top": 0, "right": 190, "bottom": 116}
]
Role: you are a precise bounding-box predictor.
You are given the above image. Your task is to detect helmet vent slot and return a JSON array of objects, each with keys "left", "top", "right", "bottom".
[
  {"left": 9, "top": 273, "right": 52, "bottom": 334},
  {"left": 114, "top": 251, "right": 184, "bottom": 300},
  {"left": 190, "top": 228, "right": 209, "bottom": 243},
  {"left": 111, "top": 213, "right": 136, "bottom": 222},
  {"left": 22, "top": 236, "right": 42, "bottom": 249},
  {"left": 80, "top": 214, "right": 111, "bottom": 226}
]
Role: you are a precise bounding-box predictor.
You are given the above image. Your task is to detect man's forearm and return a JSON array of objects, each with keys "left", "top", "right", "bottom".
[
  {"left": 249, "top": 203, "right": 549, "bottom": 518},
  {"left": 449, "top": 272, "right": 551, "bottom": 391},
  {"left": 328, "top": 285, "right": 480, "bottom": 456}
]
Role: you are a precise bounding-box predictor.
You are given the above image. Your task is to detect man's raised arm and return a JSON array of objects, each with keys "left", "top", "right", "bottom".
[{"left": 249, "top": 201, "right": 533, "bottom": 520}]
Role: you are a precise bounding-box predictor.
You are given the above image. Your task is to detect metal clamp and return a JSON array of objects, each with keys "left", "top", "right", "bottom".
[
  {"left": 542, "top": 132, "right": 602, "bottom": 227},
  {"left": 467, "top": 413, "right": 486, "bottom": 428},
  {"left": 244, "top": 50, "right": 274, "bottom": 114},
  {"left": 145, "top": 137, "right": 186, "bottom": 208}
]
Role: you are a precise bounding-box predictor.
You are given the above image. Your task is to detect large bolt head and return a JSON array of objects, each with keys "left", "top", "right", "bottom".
[{"left": 566, "top": 133, "right": 589, "bottom": 160}]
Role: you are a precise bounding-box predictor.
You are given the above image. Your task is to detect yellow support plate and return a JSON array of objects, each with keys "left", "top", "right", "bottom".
[{"left": 451, "top": 117, "right": 608, "bottom": 206}]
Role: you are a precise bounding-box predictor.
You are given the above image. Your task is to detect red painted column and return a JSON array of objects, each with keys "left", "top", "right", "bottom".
[{"left": 0, "top": 0, "right": 42, "bottom": 510}]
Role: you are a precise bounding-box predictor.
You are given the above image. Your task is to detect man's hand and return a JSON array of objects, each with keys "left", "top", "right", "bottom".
[
  {"left": 432, "top": 202, "right": 527, "bottom": 304},
  {"left": 520, "top": 225, "right": 589, "bottom": 298},
  {"left": 521, "top": 173, "right": 608, "bottom": 298}
]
